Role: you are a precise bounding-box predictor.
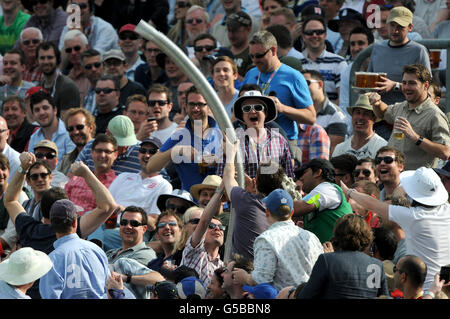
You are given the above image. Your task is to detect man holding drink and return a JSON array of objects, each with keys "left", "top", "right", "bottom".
[{"left": 368, "top": 64, "right": 450, "bottom": 170}]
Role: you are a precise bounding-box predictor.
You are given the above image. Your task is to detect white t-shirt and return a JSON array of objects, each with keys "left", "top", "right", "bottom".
[
  {"left": 389, "top": 203, "right": 450, "bottom": 289},
  {"left": 152, "top": 122, "right": 179, "bottom": 144},
  {"left": 302, "top": 182, "right": 341, "bottom": 211},
  {"left": 108, "top": 173, "right": 173, "bottom": 215},
  {"left": 332, "top": 133, "right": 387, "bottom": 160}
]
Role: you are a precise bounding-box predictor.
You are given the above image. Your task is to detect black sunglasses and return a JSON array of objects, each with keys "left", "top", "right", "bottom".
[
  {"left": 303, "top": 29, "right": 326, "bottom": 36},
  {"left": 194, "top": 45, "right": 216, "bottom": 52},
  {"left": 35, "top": 152, "right": 57, "bottom": 160},
  {"left": 375, "top": 156, "right": 395, "bottom": 165},
  {"left": 29, "top": 172, "right": 50, "bottom": 181},
  {"left": 242, "top": 104, "right": 265, "bottom": 113},
  {"left": 393, "top": 265, "right": 404, "bottom": 274},
  {"left": 65, "top": 45, "right": 82, "bottom": 54},
  {"left": 95, "top": 87, "right": 116, "bottom": 94},
  {"left": 156, "top": 221, "right": 178, "bottom": 229},
  {"left": 187, "top": 102, "right": 208, "bottom": 108},
  {"left": 166, "top": 204, "right": 188, "bottom": 215},
  {"left": 188, "top": 218, "right": 200, "bottom": 225},
  {"left": 186, "top": 18, "right": 204, "bottom": 24},
  {"left": 120, "top": 219, "right": 143, "bottom": 227},
  {"left": 119, "top": 33, "right": 139, "bottom": 41},
  {"left": 84, "top": 62, "right": 102, "bottom": 70},
  {"left": 353, "top": 169, "right": 372, "bottom": 178},
  {"left": 67, "top": 124, "right": 85, "bottom": 132},
  {"left": 148, "top": 100, "right": 168, "bottom": 107},
  {"left": 138, "top": 147, "right": 158, "bottom": 155},
  {"left": 249, "top": 48, "right": 270, "bottom": 59},
  {"left": 22, "top": 39, "right": 40, "bottom": 46},
  {"left": 208, "top": 222, "right": 225, "bottom": 231}
]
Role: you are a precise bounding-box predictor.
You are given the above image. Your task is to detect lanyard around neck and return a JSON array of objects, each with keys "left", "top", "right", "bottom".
[{"left": 257, "top": 63, "right": 281, "bottom": 95}]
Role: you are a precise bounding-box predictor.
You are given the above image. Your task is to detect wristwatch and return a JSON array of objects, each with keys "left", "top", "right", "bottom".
[
  {"left": 17, "top": 166, "right": 27, "bottom": 175},
  {"left": 125, "top": 274, "right": 132, "bottom": 284},
  {"left": 415, "top": 136, "right": 424, "bottom": 146},
  {"left": 394, "top": 82, "right": 401, "bottom": 91}
]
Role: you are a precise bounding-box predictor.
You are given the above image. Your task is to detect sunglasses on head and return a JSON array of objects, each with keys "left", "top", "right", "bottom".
[
  {"left": 95, "top": 87, "right": 116, "bottom": 94},
  {"left": 120, "top": 219, "right": 143, "bottom": 227},
  {"left": 65, "top": 45, "right": 82, "bottom": 54},
  {"left": 186, "top": 18, "right": 204, "bottom": 24},
  {"left": 375, "top": 156, "right": 395, "bottom": 165},
  {"left": 119, "top": 33, "right": 139, "bottom": 41},
  {"left": 303, "top": 29, "right": 326, "bottom": 36},
  {"left": 148, "top": 100, "right": 168, "bottom": 107},
  {"left": 22, "top": 39, "right": 40, "bottom": 46},
  {"left": 35, "top": 152, "right": 56, "bottom": 160},
  {"left": 156, "top": 221, "right": 178, "bottom": 229},
  {"left": 242, "top": 104, "right": 265, "bottom": 113},
  {"left": 353, "top": 169, "right": 372, "bottom": 178},
  {"left": 188, "top": 218, "right": 200, "bottom": 225},
  {"left": 67, "top": 124, "right": 85, "bottom": 132},
  {"left": 208, "top": 222, "right": 225, "bottom": 231},
  {"left": 84, "top": 62, "right": 101, "bottom": 70},
  {"left": 249, "top": 48, "right": 270, "bottom": 59},
  {"left": 194, "top": 45, "right": 216, "bottom": 52},
  {"left": 29, "top": 172, "right": 50, "bottom": 181},
  {"left": 166, "top": 204, "right": 188, "bottom": 215},
  {"left": 138, "top": 147, "right": 157, "bottom": 155}
]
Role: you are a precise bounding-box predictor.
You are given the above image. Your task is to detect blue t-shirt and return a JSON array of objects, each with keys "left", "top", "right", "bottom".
[
  {"left": 243, "top": 64, "right": 313, "bottom": 140},
  {"left": 159, "top": 116, "right": 223, "bottom": 191}
]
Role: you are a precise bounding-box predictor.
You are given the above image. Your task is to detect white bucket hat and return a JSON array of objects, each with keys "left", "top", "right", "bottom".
[
  {"left": 400, "top": 167, "right": 448, "bottom": 206},
  {"left": 0, "top": 247, "right": 53, "bottom": 286}
]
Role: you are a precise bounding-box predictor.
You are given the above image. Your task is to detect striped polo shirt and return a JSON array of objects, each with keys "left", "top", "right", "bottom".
[
  {"left": 300, "top": 49, "right": 348, "bottom": 102},
  {"left": 316, "top": 97, "right": 348, "bottom": 137}
]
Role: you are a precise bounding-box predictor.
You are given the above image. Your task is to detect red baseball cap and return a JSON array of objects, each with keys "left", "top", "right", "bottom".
[
  {"left": 119, "top": 24, "right": 137, "bottom": 34},
  {"left": 25, "top": 86, "right": 48, "bottom": 99}
]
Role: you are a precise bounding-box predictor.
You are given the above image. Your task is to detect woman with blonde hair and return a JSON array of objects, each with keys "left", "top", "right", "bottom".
[{"left": 171, "top": 206, "right": 204, "bottom": 261}]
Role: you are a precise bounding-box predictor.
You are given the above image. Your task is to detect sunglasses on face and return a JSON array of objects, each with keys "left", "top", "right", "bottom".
[
  {"left": 95, "top": 87, "right": 116, "bottom": 94},
  {"left": 353, "top": 169, "right": 372, "bottom": 178},
  {"left": 166, "top": 204, "right": 188, "bottom": 215},
  {"left": 208, "top": 222, "right": 225, "bottom": 231},
  {"left": 375, "top": 156, "right": 395, "bottom": 165},
  {"left": 120, "top": 219, "right": 143, "bottom": 227},
  {"left": 119, "top": 33, "right": 139, "bottom": 41},
  {"left": 138, "top": 147, "right": 157, "bottom": 155},
  {"left": 188, "top": 218, "right": 200, "bottom": 225},
  {"left": 148, "top": 100, "right": 168, "bottom": 107},
  {"left": 186, "top": 18, "right": 204, "bottom": 24},
  {"left": 35, "top": 152, "right": 56, "bottom": 160},
  {"left": 393, "top": 265, "right": 404, "bottom": 273},
  {"left": 156, "top": 221, "right": 178, "bottom": 229},
  {"left": 65, "top": 45, "right": 82, "bottom": 54},
  {"left": 29, "top": 172, "right": 50, "bottom": 181},
  {"left": 249, "top": 48, "right": 270, "bottom": 60},
  {"left": 84, "top": 62, "right": 101, "bottom": 70},
  {"left": 22, "top": 39, "right": 40, "bottom": 46},
  {"left": 194, "top": 45, "right": 216, "bottom": 52},
  {"left": 303, "top": 29, "right": 326, "bottom": 36},
  {"left": 67, "top": 124, "right": 85, "bottom": 132},
  {"left": 242, "top": 104, "right": 266, "bottom": 113},
  {"left": 306, "top": 79, "right": 320, "bottom": 86}
]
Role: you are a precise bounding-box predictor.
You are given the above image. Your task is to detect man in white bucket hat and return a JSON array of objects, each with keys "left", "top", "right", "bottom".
[
  {"left": 340, "top": 167, "right": 450, "bottom": 290},
  {"left": 0, "top": 247, "right": 52, "bottom": 299}
]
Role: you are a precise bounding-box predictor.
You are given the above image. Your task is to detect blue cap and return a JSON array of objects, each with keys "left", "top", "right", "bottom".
[
  {"left": 176, "top": 276, "right": 207, "bottom": 299},
  {"left": 262, "top": 189, "right": 293, "bottom": 215},
  {"left": 242, "top": 283, "right": 279, "bottom": 299}
]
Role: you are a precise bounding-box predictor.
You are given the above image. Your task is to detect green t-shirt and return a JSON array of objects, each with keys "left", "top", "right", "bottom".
[{"left": 0, "top": 10, "right": 30, "bottom": 55}]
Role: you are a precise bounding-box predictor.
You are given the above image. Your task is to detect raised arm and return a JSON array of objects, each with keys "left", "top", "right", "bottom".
[
  {"left": 222, "top": 137, "right": 239, "bottom": 199},
  {"left": 367, "top": 92, "right": 389, "bottom": 120},
  {"left": 4, "top": 152, "right": 35, "bottom": 224},
  {"left": 72, "top": 161, "right": 120, "bottom": 238}
]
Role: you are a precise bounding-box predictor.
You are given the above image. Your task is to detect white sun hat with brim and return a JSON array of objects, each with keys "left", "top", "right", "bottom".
[
  {"left": 0, "top": 247, "right": 53, "bottom": 286},
  {"left": 233, "top": 90, "right": 277, "bottom": 124},
  {"left": 400, "top": 167, "right": 448, "bottom": 206}
]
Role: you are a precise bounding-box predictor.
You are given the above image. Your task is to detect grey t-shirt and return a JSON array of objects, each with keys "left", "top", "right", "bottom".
[{"left": 230, "top": 186, "right": 269, "bottom": 261}]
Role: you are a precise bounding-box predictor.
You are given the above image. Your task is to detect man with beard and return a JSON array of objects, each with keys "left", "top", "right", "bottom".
[
  {"left": 36, "top": 41, "right": 80, "bottom": 119},
  {"left": 57, "top": 107, "right": 95, "bottom": 175},
  {"left": 27, "top": 89, "right": 75, "bottom": 162},
  {"left": 0, "top": 0, "right": 30, "bottom": 55},
  {"left": 2, "top": 95, "right": 38, "bottom": 153},
  {"left": 369, "top": 64, "right": 450, "bottom": 170},
  {"left": 18, "top": 27, "right": 43, "bottom": 84},
  {"left": 184, "top": 5, "right": 210, "bottom": 52},
  {"left": 20, "top": 0, "right": 67, "bottom": 46},
  {"left": 0, "top": 49, "right": 34, "bottom": 107}
]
